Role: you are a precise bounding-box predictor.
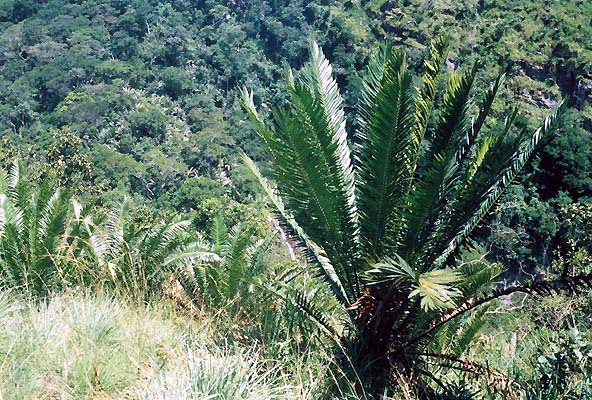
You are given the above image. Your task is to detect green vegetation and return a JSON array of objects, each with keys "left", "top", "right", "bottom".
[
  {"left": 0, "top": 0, "right": 591, "bottom": 398},
  {"left": 0, "top": 0, "right": 590, "bottom": 273},
  {"left": 0, "top": 291, "right": 306, "bottom": 399}
]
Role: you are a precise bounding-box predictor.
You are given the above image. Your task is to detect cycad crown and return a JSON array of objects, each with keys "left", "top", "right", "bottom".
[{"left": 243, "top": 38, "right": 563, "bottom": 308}]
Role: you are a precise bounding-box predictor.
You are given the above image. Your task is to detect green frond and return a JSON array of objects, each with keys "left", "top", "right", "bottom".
[
  {"left": 163, "top": 241, "right": 220, "bottom": 268},
  {"left": 443, "top": 71, "right": 506, "bottom": 192},
  {"left": 400, "top": 64, "right": 478, "bottom": 267},
  {"left": 451, "top": 306, "right": 488, "bottom": 355},
  {"left": 367, "top": 256, "right": 462, "bottom": 312},
  {"left": 222, "top": 223, "right": 252, "bottom": 296},
  {"left": 300, "top": 42, "right": 356, "bottom": 210},
  {"left": 262, "top": 280, "right": 341, "bottom": 340},
  {"left": 466, "top": 106, "right": 518, "bottom": 184},
  {"left": 433, "top": 99, "right": 566, "bottom": 264},
  {"left": 144, "top": 218, "right": 192, "bottom": 265},
  {"left": 8, "top": 160, "right": 22, "bottom": 189},
  {"left": 246, "top": 234, "right": 275, "bottom": 275},
  {"left": 413, "top": 36, "right": 449, "bottom": 152},
  {"left": 243, "top": 42, "right": 361, "bottom": 301},
  {"left": 210, "top": 216, "right": 228, "bottom": 255},
  {"left": 411, "top": 268, "right": 463, "bottom": 312},
  {"left": 429, "top": 304, "right": 488, "bottom": 356},
  {"left": 365, "top": 254, "right": 416, "bottom": 287},
  {"left": 243, "top": 153, "right": 351, "bottom": 306},
  {"left": 419, "top": 353, "right": 517, "bottom": 391},
  {"left": 430, "top": 64, "right": 478, "bottom": 162},
  {"left": 291, "top": 287, "right": 341, "bottom": 339},
  {"left": 37, "top": 189, "right": 69, "bottom": 255},
  {"left": 356, "top": 46, "right": 416, "bottom": 258},
  {"left": 411, "top": 266, "right": 591, "bottom": 350},
  {"left": 104, "top": 197, "right": 129, "bottom": 256},
  {"left": 0, "top": 194, "right": 7, "bottom": 239},
  {"left": 0, "top": 169, "right": 7, "bottom": 194},
  {"left": 457, "top": 260, "right": 503, "bottom": 298}
]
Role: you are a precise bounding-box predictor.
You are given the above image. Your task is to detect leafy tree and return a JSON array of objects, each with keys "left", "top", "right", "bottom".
[
  {"left": 242, "top": 39, "right": 582, "bottom": 395},
  {"left": 45, "top": 127, "right": 93, "bottom": 187}
]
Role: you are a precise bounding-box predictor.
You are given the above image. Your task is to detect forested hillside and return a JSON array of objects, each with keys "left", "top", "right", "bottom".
[{"left": 1, "top": 1, "right": 592, "bottom": 398}]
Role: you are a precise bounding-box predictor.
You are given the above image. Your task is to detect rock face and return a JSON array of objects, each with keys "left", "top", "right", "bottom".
[
  {"left": 516, "top": 60, "right": 551, "bottom": 82},
  {"left": 577, "top": 75, "right": 592, "bottom": 107},
  {"left": 518, "top": 89, "right": 556, "bottom": 109},
  {"left": 555, "top": 64, "right": 592, "bottom": 108},
  {"left": 513, "top": 59, "right": 591, "bottom": 109}
]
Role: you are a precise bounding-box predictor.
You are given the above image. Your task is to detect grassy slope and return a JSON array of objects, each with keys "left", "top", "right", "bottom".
[{"left": 0, "top": 291, "right": 322, "bottom": 400}]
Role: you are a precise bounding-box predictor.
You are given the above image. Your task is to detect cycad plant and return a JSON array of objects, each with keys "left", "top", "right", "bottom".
[
  {"left": 0, "top": 161, "right": 95, "bottom": 295},
  {"left": 177, "top": 216, "right": 273, "bottom": 309},
  {"left": 92, "top": 198, "right": 217, "bottom": 298},
  {"left": 242, "top": 38, "right": 589, "bottom": 395}
]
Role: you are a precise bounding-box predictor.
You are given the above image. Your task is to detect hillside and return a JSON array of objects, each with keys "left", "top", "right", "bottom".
[{"left": 1, "top": 1, "right": 592, "bottom": 398}]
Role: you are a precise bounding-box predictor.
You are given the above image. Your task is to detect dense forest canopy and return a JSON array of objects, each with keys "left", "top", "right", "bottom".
[{"left": 2, "top": 0, "right": 590, "bottom": 277}]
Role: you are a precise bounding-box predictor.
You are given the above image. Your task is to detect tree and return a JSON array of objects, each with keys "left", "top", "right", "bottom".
[{"left": 242, "top": 39, "right": 584, "bottom": 396}]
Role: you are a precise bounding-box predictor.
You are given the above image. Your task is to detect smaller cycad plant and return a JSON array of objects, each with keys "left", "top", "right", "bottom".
[
  {"left": 0, "top": 161, "right": 95, "bottom": 296},
  {"left": 91, "top": 197, "right": 218, "bottom": 299},
  {"left": 177, "top": 216, "right": 274, "bottom": 310}
]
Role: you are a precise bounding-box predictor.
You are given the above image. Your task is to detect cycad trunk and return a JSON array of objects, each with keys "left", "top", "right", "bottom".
[{"left": 349, "top": 286, "right": 414, "bottom": 394}]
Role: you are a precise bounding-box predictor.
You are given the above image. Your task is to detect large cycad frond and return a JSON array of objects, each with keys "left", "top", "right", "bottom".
[
  {"left": 356, "top": 47, "right": 415, "bottom": 258},
  {"left": 431, "top": 100, "right": 565, "bottom": 266},
  {"left": 400, "top": 64, "right": 478, "bottom": 268},
  {"left": 242, "top": 44, "right": 360, "bottom": 301},
  {"left": 243, "top": 153, "right": 351, "bottom": 306}
]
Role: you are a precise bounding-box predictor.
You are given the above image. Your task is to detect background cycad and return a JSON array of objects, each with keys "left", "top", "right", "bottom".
[
  {"left": 91, "top": 196, "right": 218, "bottom": 298},
  {"left": 178, "top": 215, "right": 274, "bottom": 309}
]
